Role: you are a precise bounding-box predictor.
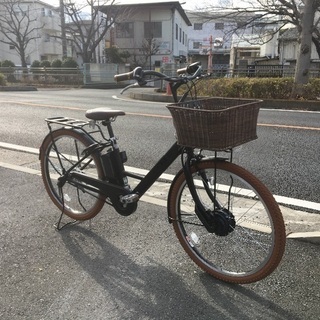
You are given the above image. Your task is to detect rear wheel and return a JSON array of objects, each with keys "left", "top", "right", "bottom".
[
  {"left": 40, "top": 129, "right": 105, "bottom": 220},
  {"left": 168, "top": 160, "right": 286, "bottom": 284}
]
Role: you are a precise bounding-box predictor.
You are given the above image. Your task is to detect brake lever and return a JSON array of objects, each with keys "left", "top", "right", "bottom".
[{"left": 120, "top": 82, "right": 140, "bottom": 94}]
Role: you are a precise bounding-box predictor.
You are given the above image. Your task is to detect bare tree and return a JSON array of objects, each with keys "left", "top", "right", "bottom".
[
  {"left": 195, "top": 0, "right": 320, "bottom": 96},
  {"left": 0, "top": 0, "right": 44, "bottom": 67},
  {"left": 140, "top": 38, "right": 160, "bottom": 69},
  {"left": 63, "top": 0, "right": 118, "bottom": 63}
]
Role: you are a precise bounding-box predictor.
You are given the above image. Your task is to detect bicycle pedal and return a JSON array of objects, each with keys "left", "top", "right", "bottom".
[{"left": 121, "top": 193, "right": 140, "bottom": 204}]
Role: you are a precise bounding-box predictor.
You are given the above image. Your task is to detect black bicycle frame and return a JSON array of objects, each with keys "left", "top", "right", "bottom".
[
  {"left": 53, "top": 65, "right": 221, "bottom": 230},
  {"left": 69, "top": 142, "right": 183, "bottom": 201}
]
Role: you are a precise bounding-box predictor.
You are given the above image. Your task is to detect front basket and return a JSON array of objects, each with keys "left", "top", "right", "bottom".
[{"left": 167, "top": 97, "right": 262, "bottom": 151}]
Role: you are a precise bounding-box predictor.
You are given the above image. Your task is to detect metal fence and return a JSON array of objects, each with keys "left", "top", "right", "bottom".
[
  {"left": 0, "top": 67, "right": 83, "bottom": 86},
  {"left": 1, "top": 64, "right": 320, "bottom": 87},
  {"left": 211, "top": 65, "right": 320, "bottom": 78}
]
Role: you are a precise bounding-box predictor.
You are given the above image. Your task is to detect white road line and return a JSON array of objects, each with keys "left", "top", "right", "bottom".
[
  {"left": 0, "top": 161, "right": 41, "bottom": 176},
  {"left": 0, "top": 141, "right": 319, "bottom": 212}
]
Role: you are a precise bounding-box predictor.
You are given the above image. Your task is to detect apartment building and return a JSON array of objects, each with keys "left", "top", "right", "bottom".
[
  {"left": 0, "top": 0, "right": 63, "bottom": 66},
  {"left": 99, "top": 0, "right": 191, "bottom": 68},
  {"left": 186, "top": 11, "right": 233, "bottom": 72}
]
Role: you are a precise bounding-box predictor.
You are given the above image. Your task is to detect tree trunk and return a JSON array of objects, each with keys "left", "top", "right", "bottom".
[
  {"left": 19, "top": 48, "right": 27, "bottom": 68},
  {"left": 292, "top": 0, "right": 316, "bottom": 97}
]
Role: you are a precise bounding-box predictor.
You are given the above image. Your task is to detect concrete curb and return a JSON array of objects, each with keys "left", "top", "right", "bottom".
[
  {"left": 287, "top": 232, "right": 320, "bottom": 244},
  {"left": 0, "top": 86, "right": 37, "bottom": 91},
  {"left": 128, "top": 89, "right": 320, "bottom": 111}
]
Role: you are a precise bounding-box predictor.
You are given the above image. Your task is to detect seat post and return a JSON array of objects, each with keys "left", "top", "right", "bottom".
[{"left": 103, "top": 120, "right": 115, "bottom": 139}]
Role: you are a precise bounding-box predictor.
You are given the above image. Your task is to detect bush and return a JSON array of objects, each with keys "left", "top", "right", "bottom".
[
  {"left": 40, "top": 60, "right": 51, "bottom": 68},
  {"left": 1, "top": 60, "right": 15, "bottom": 67},
  {"left": 31, "top": 60, "right": 41, "bottom": 68},
  {"left": 196, "top": 77, "right": 320, "bottom": 100},
  {"left": 0, "top": 73, "right": 6, "bottom": 86},
  {"left": 30, "top": 60, "right": 41, "bottom": 80},
  {"left": 1, "top": 60, "right": 16, "bottom": 82},
  {"left": 61, "top": 57, "right": 78, "bottom": 68},
  {"left": 51, "top": 59, "right": 62, "bottom": 68}
]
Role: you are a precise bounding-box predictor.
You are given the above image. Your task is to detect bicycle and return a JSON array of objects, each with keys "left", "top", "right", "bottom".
[{"left": 39, "top": 62, "right": 286, "bottom": 284}]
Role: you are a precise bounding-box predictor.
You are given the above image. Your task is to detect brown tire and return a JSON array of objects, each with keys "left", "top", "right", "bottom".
[
  {"left": 40, "top": 128, "right": 105, "bottom": 220},
  {"left": 168, "top": 159, "right": 286, "bottom": 284}
]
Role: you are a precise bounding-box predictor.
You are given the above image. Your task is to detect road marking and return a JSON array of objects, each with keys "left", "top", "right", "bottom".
[
  {"left": 0, "top": 141, "right": 319, "bottom": 213},
  {"left": 0, "top": 100, "right": 85, "bottom": 111},
  {"left": 1, "top": 99, "right": 319, "bottom": 131},
  {"left": 258, "top": 123, "right": 320, "bottom": 131},
  {"left": 0, "top": 161, "right": 41, "bottom": 176}
]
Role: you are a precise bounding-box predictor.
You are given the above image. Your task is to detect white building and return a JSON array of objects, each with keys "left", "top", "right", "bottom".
[
  {"left": 99, "top": 0, "right": 191, "bottom": 68},
  {"left": 0, "top": 0, "right": 63, "bottom": 66},
  {"left": 186, "top": 11, "right": 233, "bottom": 72}
]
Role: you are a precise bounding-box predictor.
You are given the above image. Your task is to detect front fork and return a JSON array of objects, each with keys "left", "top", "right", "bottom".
[
  {"left": 182, "top": 150, "right": 220, "bottom": 233},
  {"left": 182, "top": 150, "right": 236, "bottom": 236}
]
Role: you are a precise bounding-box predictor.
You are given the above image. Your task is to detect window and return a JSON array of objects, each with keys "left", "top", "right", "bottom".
[
  {"left": 144, "top": 22, "right": 162, "bottom": 38},
  {"left": 193, "top": 42, "right": 202, "bottom": 49},
  {"left": 41, "top": 8, "right": 53, "bottom": 17},
  {"left": 215, "top": 23, "right": 224, "bottom": 30},
  {"left": 183, "top": 31, "right": 185, "bottom": 44},
  {"left": 194, "top": 23, "right": 202, "bottom": 30},
  {"left": 176, "top": 24, "right": 178, "bottom": 40},
  {"left": 116, "top": 22, "right": 134, "bottom": 38},
  {"left": 179, "top": 28, "right": 181, "bottom": 42},
  {"left": 9, "top": 44, "right": 15, "bottom": 50},
  {"left": 239, "top": 51, "right": 252, "bottom": 57}
]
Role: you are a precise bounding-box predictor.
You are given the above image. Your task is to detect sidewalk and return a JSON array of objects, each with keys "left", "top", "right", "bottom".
[{"left": 125, "top": 86, "right": 320, "bottom": 111}]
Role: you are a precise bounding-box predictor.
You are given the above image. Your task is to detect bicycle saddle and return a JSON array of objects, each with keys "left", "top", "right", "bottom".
[{"left": 85, "top": 108, "right": 125, "bottom": 121}]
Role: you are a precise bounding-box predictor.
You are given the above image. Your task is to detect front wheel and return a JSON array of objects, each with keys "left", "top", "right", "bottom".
[{"left": 168, "top": 160, "right": 286, "bottom": 284}]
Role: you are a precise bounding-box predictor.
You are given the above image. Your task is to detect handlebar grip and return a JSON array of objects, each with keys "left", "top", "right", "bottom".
[
  {"left": 114, "top": 71, "right": 134, "bottom": 82},
  {"left": 177, "top": 62, "right": 201, "bottom": 75},
  {"left": 177, "top": 67, "right": 187, "bottom": 75}
]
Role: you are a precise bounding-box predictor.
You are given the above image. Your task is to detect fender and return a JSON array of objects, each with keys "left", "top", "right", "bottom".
[
  {"left": 167, "top": 157, "right": 228, "bottom": 225},
  {"left": 39, "top": 127, "right": 97, "bottom": 161}
]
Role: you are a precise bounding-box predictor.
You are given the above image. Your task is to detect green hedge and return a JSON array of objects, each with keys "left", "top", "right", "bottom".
[
  {"left": 0, "top": 73, "right": 6, "bottom": 86},
  {"left": 196, "top": 78, "right": 320, "bottom": 100}
]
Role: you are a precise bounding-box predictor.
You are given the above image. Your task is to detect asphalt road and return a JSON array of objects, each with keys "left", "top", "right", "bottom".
[
  {"left": 0, "top": 88, "right": 320, "bottom": 319},
  {"left": 0, "top": 88, "right": 319, "bottom": 204},
  {"left": 0, "top": 168, "right": 320, "bottom": 320}
]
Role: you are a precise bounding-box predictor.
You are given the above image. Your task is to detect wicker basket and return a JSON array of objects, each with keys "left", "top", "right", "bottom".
[{"left": 167, "top": 97, "right": 262, "bottom": 151}]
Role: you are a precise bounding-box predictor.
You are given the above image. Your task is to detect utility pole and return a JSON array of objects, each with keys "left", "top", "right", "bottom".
[
  {"left": 208, "top": 35, "right": 213, "bottom": 73},
  {"left": 60, "top": 0, "right": 67, "bottom": 59}
]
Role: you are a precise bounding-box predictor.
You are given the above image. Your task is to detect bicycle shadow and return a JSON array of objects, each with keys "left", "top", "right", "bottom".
[
  {"left": 58, "top": 224, "right": 221, "bottom": 319},
  {"left": 58, "top": 224, "right": 297, "bottom": 320},
  {"left": 199, "top": 273, "right": 301, "bottom": 320}
]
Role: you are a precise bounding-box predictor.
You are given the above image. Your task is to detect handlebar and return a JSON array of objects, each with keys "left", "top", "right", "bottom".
[
  {"left": 114, "top": 61, "right": 207, "bottom": 101},
  {"left": 114, "top": 61, "right": 203, "bottom": 85}
]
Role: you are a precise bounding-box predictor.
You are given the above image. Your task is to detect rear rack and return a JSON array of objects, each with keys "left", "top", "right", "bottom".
[
  {"left": 45, "top": 116, "right": 110, "bottom": 143},
  {"left": 45, "top": 116, "right": 90, "bottom": 128}
]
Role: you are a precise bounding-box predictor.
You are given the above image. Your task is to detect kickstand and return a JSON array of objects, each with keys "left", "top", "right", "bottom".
[
  {"left": 54, "top": 186, "right": 78, "bottom": 230},
  {"left": 54, "top": 211, "right": 78, "bottom": 231},
  {"left": 54, "top": 187, "right": 93, "bottom": 231}
]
